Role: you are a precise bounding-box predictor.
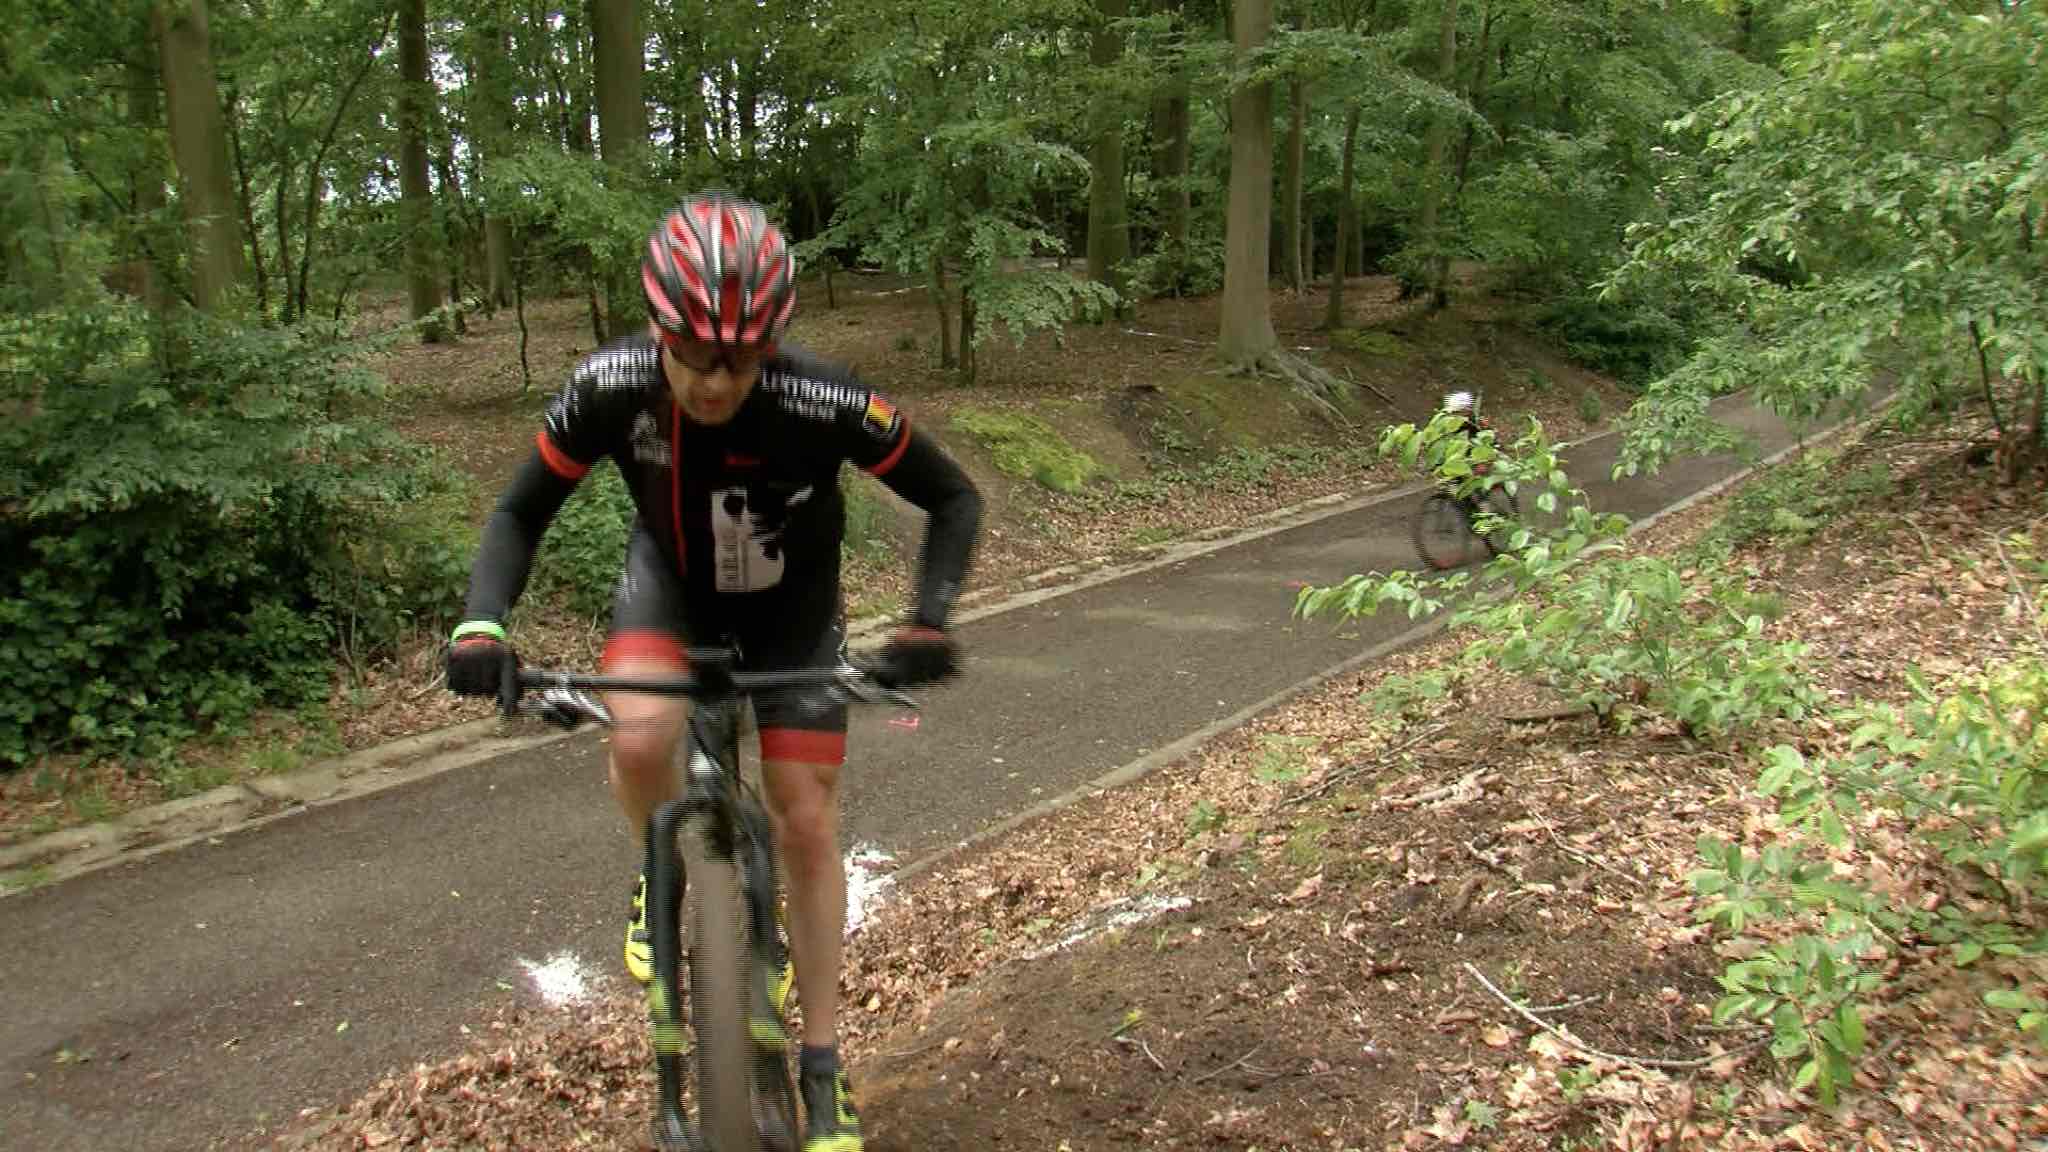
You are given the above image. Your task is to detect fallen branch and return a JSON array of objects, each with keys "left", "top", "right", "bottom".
[
  {"left": 1138, "top": 1037, "right": 1168, "bottom": 1074},
  {"left": 1384, "top": 767, "right": 1493, "bottom": 811},
  {"left": 1463, "top": 963, "right": 1760, "bottom": 1072},
  {"left": 1284, "top": 723, "right": 1451, "bottom": 808},
  {"left": 1188, "top": 1043, "right": 1267, "bottom": 1086},
  {"left": 1525, "top": 994, "right": 1602, "bottom": 1015},
  {"left": 1994, "top": 535, "right": 2047, "bottom": 647},
  {"left": 1522, "top": 806, "right": 1646, "bottom": 891}
]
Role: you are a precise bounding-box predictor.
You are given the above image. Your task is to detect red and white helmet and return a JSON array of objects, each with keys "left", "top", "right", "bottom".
[{"left": 642, "top": 192, "right": 797, "bottom": 349}]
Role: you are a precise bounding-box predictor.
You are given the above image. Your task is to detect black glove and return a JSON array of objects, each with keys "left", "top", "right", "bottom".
[
  {"left": 446, "top": 621, "right": 515, "bottom": 699},
  {"left": 871, "top": 626, "right": 959, "bottom": 688}
]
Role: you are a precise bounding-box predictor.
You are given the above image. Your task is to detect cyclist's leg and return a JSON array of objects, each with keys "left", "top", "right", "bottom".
[
  {"left": 606, "top": 529, "right": 690, "bottom": 985},
  {"left": 604, "top": 527, "right": 691, "bottom": 837},
  {"left": 747, "top": 614, "right": 851, "bottom": 1053}
]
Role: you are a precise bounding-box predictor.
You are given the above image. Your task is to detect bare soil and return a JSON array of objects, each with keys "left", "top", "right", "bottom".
[{"left": 274, "top": 413, "right": 2048, "bottom": 1151}]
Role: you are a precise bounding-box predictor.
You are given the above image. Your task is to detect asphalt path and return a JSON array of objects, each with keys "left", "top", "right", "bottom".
[{"left": 0, "top": 392, "right": 1813, "bottom": 1150}]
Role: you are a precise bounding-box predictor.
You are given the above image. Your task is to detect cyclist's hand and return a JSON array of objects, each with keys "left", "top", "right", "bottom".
[
  {"left": 446, "top": 621, "right": 515, "bottom": 698},
  {"left": 872, "top": 625, "right": 958, "bottom": 688}
]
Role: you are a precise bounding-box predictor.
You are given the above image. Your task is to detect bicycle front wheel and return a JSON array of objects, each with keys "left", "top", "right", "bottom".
[
  {"left": 1475, "top": 487, "right": 1520, "bottom": 557},
  {"left": 1413, "top": 493, "right": 1476, "bottom": 570},
  {"left": 687, "top": 854, "right": 755, "bottom": 1152}
]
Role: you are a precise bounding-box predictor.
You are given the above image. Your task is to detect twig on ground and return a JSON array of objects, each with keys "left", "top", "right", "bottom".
[
  {"left": 1464, "top": 839, "right": 1513, "bottom": 875},
  {"left": 1188, "top": 1043, "right": 1267, "bottom": 1086},
  {"left": 1994, "top": 536, "right": 2047, "bottom": 647},
  {"left": 1462, "top": 963, "right": 1762, "bottom": 1072},
  {"left": 407, "top": 671, "right": 448, "bottom": 700},
  {"left": 1138, "top": 1037, "right": 1168, "bottom": 1074},
  {"left": 1525, "top": 994, "right": 1602, "bottom": 1015},
  {"left": 1285, "top": 723, "right": 1451, "bottom": 807},
  {"left": 1523, "top": 806, "right": 1646, "bottom": 891},
  {"left": 1384, "top": 767, "right": 1493, "bottom": 811},
  {"left": 1120, "top": 327, "right": 1205, "bottom": 348}
]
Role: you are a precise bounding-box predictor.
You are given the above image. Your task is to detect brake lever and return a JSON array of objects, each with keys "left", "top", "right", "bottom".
[{"left": 517, "top": 687, "right": 613, "bottom": 730}]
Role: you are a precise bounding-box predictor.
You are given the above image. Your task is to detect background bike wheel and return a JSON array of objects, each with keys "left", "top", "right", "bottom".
[
  {"left": 1413, "top": 493, "right": 1476, "bottom": 570},
  {"left": 1476, "top": 487, "right": 1520, "bottom": 557},
  {"left": 687, "top": 856, "right": 755, "bottom": 1152}
]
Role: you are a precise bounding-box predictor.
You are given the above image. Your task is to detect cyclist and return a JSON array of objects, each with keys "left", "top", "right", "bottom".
[{"left": 444, "top": 192, "right": 982, "bottom": 1152}]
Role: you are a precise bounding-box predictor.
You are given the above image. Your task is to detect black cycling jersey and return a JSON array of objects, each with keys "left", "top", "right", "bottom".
[{"left": 461, "top": 335, "right": 981, "bottom": 635}]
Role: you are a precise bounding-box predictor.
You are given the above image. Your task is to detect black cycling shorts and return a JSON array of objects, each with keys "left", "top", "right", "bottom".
[{"left": 601, "top": 528, "right": 849, "bottom": 765}]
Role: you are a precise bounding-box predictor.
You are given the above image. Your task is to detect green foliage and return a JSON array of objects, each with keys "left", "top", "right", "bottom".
[
  {"left": 1185, "top": 798, "right": 1224, "bottom": 836},
  {"left": 1612, "top": 0, "right": 2048, "bottom": 475},
  {"left": 1693, "top": 657, "right": 2048, "bottom": 1104},
  {"left": 950, "top": 407, "right": 1101, "bottom": 493},
  {"left": 1576, "top": 388, "right": 1604, "bottom": 426},
  {"left": 1533, "top": 294, "right": 1692, "bottom": 386},
  {"left": 840, "top": 467, "right": 896, "bottom": 565},
  {"left": 1698, "top": 451, "right": 1891, "bottom": 556},
  {"left": 0, "top": 301, "right": 468, "bottom": 767},
  {"left": 1296, "top": 415, "right": 1816, "bottom": 743},
  {"left": 529, "top": 466, "right": 634, "bottom": 624}
]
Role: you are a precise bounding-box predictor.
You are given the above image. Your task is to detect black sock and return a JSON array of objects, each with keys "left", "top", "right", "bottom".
[{"left": 800, "top": 1045, "right": 838, "bottom": 1079}]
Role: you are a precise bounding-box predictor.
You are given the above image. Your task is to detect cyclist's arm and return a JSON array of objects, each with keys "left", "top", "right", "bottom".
[
  {"left": 843, "top": 393, "right": 982, "bottom": 629},
  {"left": 461, "top": 358, "right": 621, "bottom": 622},
  {"left": 871, "top": 426, "right": 982, "bottom": 628},
  {"left": 459, "top": 450, "right": 581, "bottom": 623}
]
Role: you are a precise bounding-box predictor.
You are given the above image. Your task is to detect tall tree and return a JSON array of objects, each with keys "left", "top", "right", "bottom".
[
  {"left": 1282, "top": 69, "right": 1306, "bottom": 292},
  {"left": 1412, "top": 0, "right": 1457, "bottom": 308},
  {"left": 155, "top": 0, "right": 243, "bottom": 310},
  {"left": 591, "top": 0, "right": 645, "bottom": 338},
  {"left": 1218, "top": 0, "right": 1277, "bottom": 367},
  {"left": 471, "top": 3, "right": 517, "bottom": 309},
  {"left": 1148, "top": 0, "right": 1192, "bottom": 294},
  {"left": 1323, "top": 103, "right": 1359, "bottom": 328},
  {"left": 397, "top": 0, "right": 443, "bottom": 339},
  {"left": 591, "top": 0, "right": 646, "bottom": 170},
  {"left": 124, "top": 37, "right": 169, "bottom": 310},
  {"left": 1085, "top": 0, "right": 1130, "bottom": 303}
]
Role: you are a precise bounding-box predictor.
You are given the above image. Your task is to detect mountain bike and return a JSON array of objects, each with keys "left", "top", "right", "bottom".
[
  {"left": 1412, "top": 473, "right": 1519, "bottom": 570},
  {"left": 505, "top": 649, "right": 916, "bottom": 1151}
]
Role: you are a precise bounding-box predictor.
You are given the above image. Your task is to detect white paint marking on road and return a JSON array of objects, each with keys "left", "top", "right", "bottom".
[
  {"left": 845, "top": 844, "right": 897, "bottom": 937},
  {"left": 518, "top": 951, "right": 595, "bottom": 1007}
]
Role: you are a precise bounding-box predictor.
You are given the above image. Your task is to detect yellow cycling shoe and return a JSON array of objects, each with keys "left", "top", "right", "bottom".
[{"left": 625, "top": 873, "right": 653, "bottom": 985}]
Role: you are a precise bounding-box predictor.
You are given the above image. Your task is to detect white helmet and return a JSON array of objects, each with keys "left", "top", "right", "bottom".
[{"left": 1442, "top": 391, "right": 1474, "bottom": 414}]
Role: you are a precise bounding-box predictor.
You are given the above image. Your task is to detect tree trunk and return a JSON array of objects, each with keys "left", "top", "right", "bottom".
[
  {"left": 958, "top": 287, "right": 977, "bottom": 385},
  {"left": 1085, "top": 0, "right": 1130, "bottom": 305},
  {"left": 591, "top": 0, "right": 646, "bottom": 170},
  {"left": 474, "top": 5, "right": 516, "bottom": 309},
  {"left": 1147, "top": 0, "right": 1189, "bottom": 292},
  {"left": 226, "top": 91, "right": 269, "bottom": 315},
  {"left": 296, "top": 10, "right": 395, "bottom": 320},
  {"left": 1217, "top": 0, "right": 1276, "bottom": 367},
  {"left": 737, "top": 57, "right": 758, "bottom": 176},
  {"left": 1441, "top": 0, "right": 1492, "bottom": 298},
  {"left": 398, "top": 0, "right": 444, "bottom": 340},
  {"left": 1414, "top": 0, "right": 1458, "bottom": 310},
  {"left": 931, "top": 253, "right": 955, "bottom": 369},
  {"left": 1283, "top": 73, "right": 1306, "bottom": 292},
  {"left": 591, "top": 0, "right": 644, "bottom": 340},
  {"left": 434, "top": 146, "right": 469, "bottom": 334},
  {"left": 1324, "top": 104, "right": 1360, "bottom": 330},
  {"left": 155, "top": 0, "right": 243, "bottom": 311},
  {"left": 124, "top": 41, "right": 168, "bottom": 309}
]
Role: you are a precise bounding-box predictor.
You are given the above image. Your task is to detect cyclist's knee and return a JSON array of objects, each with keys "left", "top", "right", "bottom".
[{"left": 760, "top": 747, "right": 842, "bottom": 854}]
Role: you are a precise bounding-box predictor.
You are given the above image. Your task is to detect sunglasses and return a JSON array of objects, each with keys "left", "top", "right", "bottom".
[{"left": 661, "top": 333, "right": 768, "bottom": 376}]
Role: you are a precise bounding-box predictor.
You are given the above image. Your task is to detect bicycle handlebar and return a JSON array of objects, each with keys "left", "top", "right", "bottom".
[{"left": 507, "top": 657, "right": 920, "bottom": 731}]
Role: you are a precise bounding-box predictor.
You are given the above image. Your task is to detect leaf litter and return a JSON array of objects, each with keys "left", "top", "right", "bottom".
[{"left": 276, "top": 414, "right": 2047, "bottom": 1150}]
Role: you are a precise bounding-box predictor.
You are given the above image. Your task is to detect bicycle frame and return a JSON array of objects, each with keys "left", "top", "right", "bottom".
[{"left": 511, "top": 655, "right": 912, "bottom": 1152}]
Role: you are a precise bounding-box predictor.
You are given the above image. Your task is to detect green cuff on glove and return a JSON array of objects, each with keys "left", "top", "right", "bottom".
[{"left": 451, "top": 620, "right": 507, "bottom": 643}]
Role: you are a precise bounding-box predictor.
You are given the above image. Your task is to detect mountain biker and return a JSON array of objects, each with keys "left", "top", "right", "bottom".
[{"left": 443, "top": 192, "right": 982, "bottom": 1152}]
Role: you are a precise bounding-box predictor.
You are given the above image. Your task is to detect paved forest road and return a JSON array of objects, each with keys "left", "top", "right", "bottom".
[{"left": 0, "top": 393, "right": 1826, "bottom": 1151}]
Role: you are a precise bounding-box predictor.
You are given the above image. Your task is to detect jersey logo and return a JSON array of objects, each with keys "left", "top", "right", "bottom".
[
  {"left": 631, "top": 412, "right": 670, "bottom": 467},
  {"left": 863, "top": 394, "right": 899, "bottom": 438},
  {"left": 725, "top": 452, "right": 761, "bottom": 468}
]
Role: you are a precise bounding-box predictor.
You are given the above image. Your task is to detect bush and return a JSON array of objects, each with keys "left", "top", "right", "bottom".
[
  {"left": 528, "top": 466, "right": 634, "bottom": 624},
  {"left": 1697, "top": 450, "right": 1891, "bottom": 557},
  {"left": 1534, "top": 294, "right": 1691, "bottom": 386},
  {"left": 1692, "top": 657, "right": 2048, "bottom": 1105},
  {"left": 0, "top": 302, "right": 468, "bottom": 767},
  {"left": 1296, "top": 415, "right": 1817, "bottom": 743}
]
